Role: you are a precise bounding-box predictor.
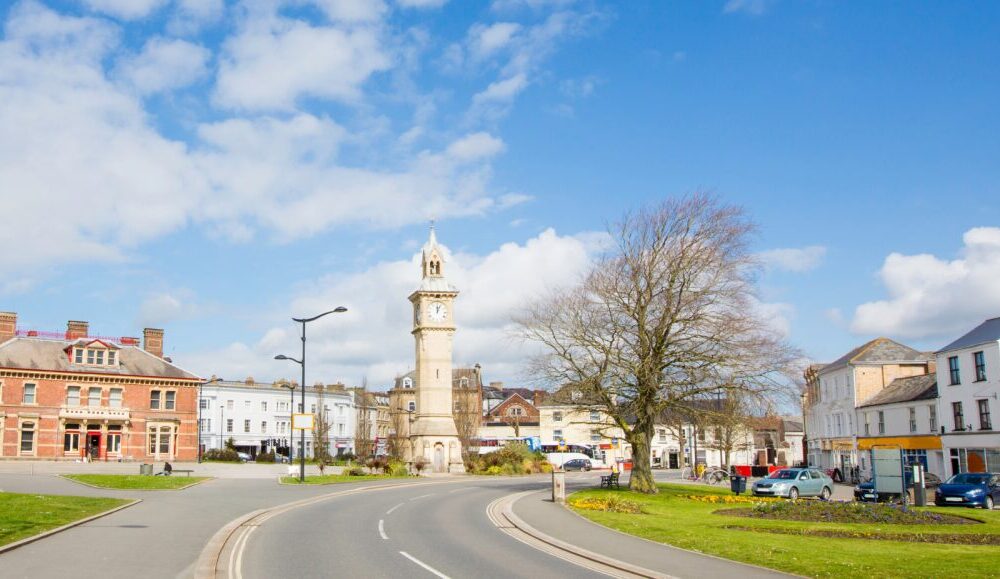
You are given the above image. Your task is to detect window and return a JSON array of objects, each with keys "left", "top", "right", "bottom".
[
  {"left": 20, "top": 421, "right": 35, "bottom": 454},
  {"left": 909, "top": 407, "right": 917, "bottom": 433},
  {"left": 87, "top": 349, "right": 95, "bottom": 364},
  {"left": 460, "top": 377, "right": 469, "bottom": 388},
  {"left": 403, "top": 377, "right": 413, "bottom": 389},
  {"left": 974, "top": 351, "right": 987, "bottom": 382},
  {"left": 244, "top": 400, "right": 250, "bottom": 409},
  {"left": 244, "top": 419, "right": 251, "bottom": 433},
  {"left": 261, "top": 401, "right": 267, "bottom": 412},
  {"left": 95, "top": 350, "right": 104, "bottom": 365},
  {"left": 953, "top": 402, "right": 965, "bottom": 431},
  {"left": 64, "top": 426, "right": 80, "bottom": 453},
  {"left": 658, "top": 429, "right": 666, "bottom": 442},
  {"left": 553, "top": 411, "right": 563, "bottom": 422},
  {"left": 508, "top": 406, "right": 524, "bottom": 416},
  {"left": 109, "top": 388, "right": 122, "bottom": 408},
  {"left": 877, "top": 411, "right": 885, "bottom": 435},
  {"left": 338, "top": 423, "right": 344, "bottom": 436},
  {"left": 150, "top": 390, "right": 161, "bottom": 409},
  {"left": 165, "top": 391, "right": 175, "bottom": 410},
  {"left": 311, "top": 404, "right": 316, "bottom": 414},
  {"left": 697, "top": 428, "right": 705, "bottom": 442},
  {"left": 200, "top": 398, "right": 208, "bottom": 410},
  {"left": 107, "top": 351, "right": 116, "bottom": 366},
  {"left": 261, "top": 421, "right": 267, "bottom": 433},
  {"left": 948, "top": 356, "right": 961, "bottom": 385},
  {"left": 67, "top": 386, "right": 81, "bottom": 406},
  {"left": 553, "top": 429, "right": 563, "bottom": 439},
  {"left": 590, "top": 429, "right": 601, "bottom": 442},
  {"left": 407, "top": 401, "right": 416, "bottom": 412},
  {"left": 74, "top": 348, "right": 83, "bottom": 364},
  {"left": 226, "top": 419, "right": 233, "bottom": 433},
  {"left": 835, "top": 413, "right": 843, "bottom": 436},
  {"left": 23, "top": 383, "right": 35, "bottom": 404},
  {"left": 589, "top": 410, "right": 600, "bottom": 422},
  {"left": 864, "top": 413, "right": 870, "bottom": 436},
  {"left": 201, "top": 419, "right": 211, "bottom": 433},
  {"left": 226, "top": 400, "right": 234, "bottom": 411},
  {"left": 979, "top": 400, "right": 992, "bottom": 430},
  {"left": 929, "top": 405, "right": 937, "bottom": 432},
  {"left": 85, "top": 387, "right": 100, "bottom": 407}
]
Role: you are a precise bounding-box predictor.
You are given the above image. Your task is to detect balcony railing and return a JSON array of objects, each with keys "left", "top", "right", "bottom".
[{"left": 59, "top": 406, "right": 131, "bottom": 421}]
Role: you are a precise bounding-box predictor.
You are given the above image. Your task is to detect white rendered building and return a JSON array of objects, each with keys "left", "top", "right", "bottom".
[{"left": 200, "top": 378, "right": 356, "bottom": 460}]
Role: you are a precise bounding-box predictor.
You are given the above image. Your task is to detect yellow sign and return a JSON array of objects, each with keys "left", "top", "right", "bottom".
[
  {"left": 857, "top": 436, "right": 941, "bottom": 451},
  {"left": 292, "top": 413, "right": 314, "bottom": 431}
]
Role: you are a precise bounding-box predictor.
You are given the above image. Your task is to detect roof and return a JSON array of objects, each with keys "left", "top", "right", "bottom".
[
  {"left": 392, "top": 368, "right": 483, "bottom": 390},
  {"left": 820, "top": 338, "right": 932, "bottom": 373},
  {"left": 538, "top": 384, "right": 604, "bottom": 407},
  {"left": 858, "top": 374, "right": 937, "bottom": 408},
  {"left": 939, "top": 317, "right": 1000, "bottom": 353},
  {"left": 417, "top": 226, "right": 458, "bottom": 293},
  {"left": 0, "top": 337, "right": 199, "bottom": 380}
]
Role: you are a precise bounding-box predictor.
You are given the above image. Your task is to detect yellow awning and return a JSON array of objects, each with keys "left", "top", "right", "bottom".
[{"left": 856, "top": 436, "right": 942, "bottom": 450}]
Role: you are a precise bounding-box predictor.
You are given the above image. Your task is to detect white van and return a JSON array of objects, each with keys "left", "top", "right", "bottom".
[{"left": 545, "top": 452, "right": 593, "bottom": 468}]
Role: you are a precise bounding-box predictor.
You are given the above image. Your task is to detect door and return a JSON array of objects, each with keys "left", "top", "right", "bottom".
[
  {"left": 433, "top": 443, "right": 445, "bottom": 473},
  {"left": 798, "top": 471, "right": 816, "bottom": 495},
  {"left": 87, "top": 433, "right": 102, "bottom": 460}
]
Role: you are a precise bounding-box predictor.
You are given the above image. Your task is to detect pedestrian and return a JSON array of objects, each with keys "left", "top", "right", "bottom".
[{"left": 164, "top": 461, "right": 173, "bottom": 476}]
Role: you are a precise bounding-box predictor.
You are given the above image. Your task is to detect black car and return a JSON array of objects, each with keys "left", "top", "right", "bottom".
[
  {"left": 562, "top": 458, "right": 592, "bottom": 471},
  {"left": 854, "top": 472, "right": 942, "bottom": 502}
]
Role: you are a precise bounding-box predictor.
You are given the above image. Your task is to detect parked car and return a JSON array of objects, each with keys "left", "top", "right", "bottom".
[
  {"left": 562, "top": 458, "right": 592, "bottom": 472},
  {"left": 854, "top": 472, "right": 942, "bottom": 502},
  {"left": 545, "top": 452, "right": 594, "bottom": 468},
  {"left": 751, "top": 468, "right": 833, "bottom": 500},
  {"left": 237, "top": 451, "right": 252, "bottom": 463},
  {"left": 934, "top": 472, "right": 1000, "bottom": 509}
]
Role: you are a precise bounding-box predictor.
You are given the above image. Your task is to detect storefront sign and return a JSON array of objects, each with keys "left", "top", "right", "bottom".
[{"left": 291, "top": 413, "right": 314, "bottom": 430}]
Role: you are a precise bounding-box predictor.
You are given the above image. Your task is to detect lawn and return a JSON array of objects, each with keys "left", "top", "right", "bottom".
[
  {"left": 569, "top": 484, "right": 1000, "bottom": 578},
  {"left": 0, "top": 492, "right": 130, "bottom": 547},
  {"left": 280, "top": 474, "right": 412, "bottom": 485},
  {"left": 63, "top": 474, "right": 210, "bottom": 490}
]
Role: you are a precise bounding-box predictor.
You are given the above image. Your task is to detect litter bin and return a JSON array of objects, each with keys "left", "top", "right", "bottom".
[
  {"left": 730, "top": 475, "right": 747, "bottom": 495},
  {"left": 140, "top": 463, "right": 153, "bottom": 476}
]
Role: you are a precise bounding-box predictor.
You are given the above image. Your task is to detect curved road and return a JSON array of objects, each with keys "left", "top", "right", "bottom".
[{"left": 238, "top": 475, "right": 608, "bottom": 578}]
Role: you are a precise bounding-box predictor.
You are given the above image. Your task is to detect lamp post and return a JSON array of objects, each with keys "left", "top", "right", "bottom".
[
  {"left": 275, "top": 306, "right": 347, "bottom": 482},
  {"left": 198, "top": 376, "right": 222, "bottom": 464},
  {"left": 280, "top": 380, "right": 296, "bottom": 462},
  {"left": 800, "top": 391, "right": 809, "bottom": 467}
]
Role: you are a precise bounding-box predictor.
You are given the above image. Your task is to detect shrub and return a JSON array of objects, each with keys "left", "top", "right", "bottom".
[
  {"left": 486, "top": 465, "right": 502, "bottom": 475},
  {"left": 203, "top": 448, "right": 241, "bottom": 462},
  {"left": 257, "top": 451, "right": 276, "bottom": 463},
  {"left": 345, "top": 467, "right": 367, "bottom": 476},
  {"left": 467, "top": 443, "right": 552, "bottom": 475},
  {"left": 413, "top": 456, "right": 428, "bottom": 474},
  {"left": 391, "top": 464, "right": 410, "bottom": 477}
]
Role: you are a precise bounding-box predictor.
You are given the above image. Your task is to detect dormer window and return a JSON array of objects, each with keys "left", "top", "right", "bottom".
[
  {"left": 460, "top": 377, "right": 469, "bottom": 389},
  {"left": 72, "top": 343, "right": 119, "bottom": 367},
  {"left": 74, "top": 349, "right": 83, "bottom": 364},
  {"left": 403, "top": 377, "right": 413, "bottom": 389},
  {"left": 108, "top": 351, "right": 116, "bottom": 365}
]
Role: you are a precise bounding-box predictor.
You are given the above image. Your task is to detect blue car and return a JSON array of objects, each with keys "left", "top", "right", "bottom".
[{"left": 934, "top": 472, "right": 1000, "bottom": 509}]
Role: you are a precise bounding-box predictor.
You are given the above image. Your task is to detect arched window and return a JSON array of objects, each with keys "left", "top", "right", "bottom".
[
  {"left": 407, "top": 401, "right": 416, "bottom": 412},
  {"left": 459, "top": 377, "right": 469, "bottom": 389},
  {"left": 403, "top": 377, "right": 413, "bottom": 389}
]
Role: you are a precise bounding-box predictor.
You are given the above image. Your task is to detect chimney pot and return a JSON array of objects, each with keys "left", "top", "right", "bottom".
[
  {"left": 66, "top": 320, "right": 89, "bottom": 340},
  {"left": 143, "top": 328, "right": 164, "bottom": 358}
]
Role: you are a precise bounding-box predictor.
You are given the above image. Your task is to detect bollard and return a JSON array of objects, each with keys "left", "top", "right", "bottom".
[
  {"left": 913, "top": 464, "right": 927, "bottom": 507},
  {"left": 552, "top": 469, "right": 566, "bottom": 503}
]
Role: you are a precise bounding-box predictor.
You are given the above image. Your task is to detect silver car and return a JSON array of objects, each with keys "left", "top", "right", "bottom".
[{"left": 751, "top": 468, "right": 834, "bottom": 500}]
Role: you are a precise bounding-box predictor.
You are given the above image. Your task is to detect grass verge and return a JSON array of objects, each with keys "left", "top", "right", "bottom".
[
  {"left": 280, "top": 474, "right": 412, "bottom": 485},
  {"left": 63, "top": 474, "right": 210, "bottom": 490},
  {"left": 0, "top": 492, "right": 130, "bottom": 547},
  {"left": 568, "top": 483, "right": 1000, "bottom": 578}
]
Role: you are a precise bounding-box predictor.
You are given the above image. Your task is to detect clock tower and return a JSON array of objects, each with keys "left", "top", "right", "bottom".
[{"left": 407, "top": 225, "right": 465, "bottom": 473}]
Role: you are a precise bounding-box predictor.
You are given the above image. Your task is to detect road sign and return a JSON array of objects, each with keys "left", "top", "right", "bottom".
[{"left": 292, "top": 413, "right": 314, "bottom": 430}]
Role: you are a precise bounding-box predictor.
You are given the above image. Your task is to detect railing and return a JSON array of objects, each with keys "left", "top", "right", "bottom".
[
  {"left": 58, "top": 406, "right": 131, "bottom": 421},
  {"left": 16, "top": 330, "right": 139, "bottom": 345}
]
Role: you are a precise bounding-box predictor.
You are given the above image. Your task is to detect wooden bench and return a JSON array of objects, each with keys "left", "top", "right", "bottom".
[{"left": 600, "top": 472, "right": 620, "bottom": 489}]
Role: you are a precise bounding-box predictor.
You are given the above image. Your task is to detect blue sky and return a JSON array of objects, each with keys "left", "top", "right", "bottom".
[{"left": 2, "top": 0, "right": 999, "bottom": 388}]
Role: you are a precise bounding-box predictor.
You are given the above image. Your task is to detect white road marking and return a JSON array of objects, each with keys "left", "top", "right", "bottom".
[
  {"left": 378, "top": 519, "right": 388, "bottom": 540},
  {"left": 399, "top": 551, "right": 451, "bottom": 579},
  {"left": 386, "top": 502, "right": 405, "bottom": 515},
  {"left": 409, "top": 493, "right": 437, "bottom": 501}
]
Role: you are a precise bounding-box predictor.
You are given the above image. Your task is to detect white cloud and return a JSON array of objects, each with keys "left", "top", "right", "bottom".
[
  {"left": 137, "top": 291, "right": 200, "bottom": 327},
  {"left": 178, "top": 228, "right": 602, "bottom": 386},
  {"left": 310, "top": 0, "right": 387, "bottom": 23},
  {"left": 445, "top": 132, "right": 506, "bottom": 161},
  {"left": 115, "top": 37, "right": 210, "bottom": 95},
  {"left": 850, "top": 227, "right": 1000, "bottom": 340},
  {"left": 474, "top": 73, "right": 529, "bottom": 103},
  {"left": 168, "top": 0, "right": 224, "bottom": 34},
  {"left": 758, "top": 245, "right": 827, "bottom": 272},
  {"left": 80, "top": 0, "right": 167, "bottom": 20},
  {"left": 214, "top": 10, "right": 391, "bottom": 110},
  {"left": 468, "top": 22, "right": 522, "bottom": 59},
  {"left": 723, "top": 0, "right": 772, "bottom": 16}
]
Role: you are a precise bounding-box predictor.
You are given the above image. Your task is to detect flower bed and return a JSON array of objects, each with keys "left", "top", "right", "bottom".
[
  {"left": 724, "top": 525, "right": 1000, "bottom": 545},
  {"left": 685, "top": 494, "right": 782, "bottom": 505},
  {"left": 718, "top": 500, "right": 979, "bottom": 525},
  {"left": 569, "top": 495, "right": 644, "bottom": 514}
]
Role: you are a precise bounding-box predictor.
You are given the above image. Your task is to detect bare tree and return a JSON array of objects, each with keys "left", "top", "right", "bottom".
[
  {"left": 354, "top": 383, "right": 375, "bottom": 460},
  {"left": 453, "top": 388, "right": 481, "bottom": 464},
  {"left": 701, "top": 393, "right": 755, "bottom": 471},
  {"left": 515, "top": 193, "right": 798, "bottom": 493},
  {"left": 312, "top": 383, "right": 333, "bottom": 463}
]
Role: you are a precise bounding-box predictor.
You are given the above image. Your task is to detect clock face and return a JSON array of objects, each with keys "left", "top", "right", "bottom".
[{"left": 427, "top": 301, "right": 448, "bottom": 323}]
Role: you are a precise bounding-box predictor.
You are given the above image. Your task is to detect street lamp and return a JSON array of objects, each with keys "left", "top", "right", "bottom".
[
  {"left": 275, "top": 306, "right": 348, "bottom": 482},
  {"left": 800, "top": 391, "right": 809, "bottom": 467},
  {"left": 278, "top": 379, "right": 297, "bottom": 462},
  {"left": 198, "top": 376, "right": 223, "bottom": 464}
]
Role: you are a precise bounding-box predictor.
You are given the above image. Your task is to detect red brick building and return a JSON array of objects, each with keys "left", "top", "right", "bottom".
[{"left": 0, "top": 312, "right": 201, "bottom": 461}]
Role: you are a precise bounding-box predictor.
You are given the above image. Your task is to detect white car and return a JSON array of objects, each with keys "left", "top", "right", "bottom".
[{"left": 237, "top": 451, "right": 252, "bottom": 463}]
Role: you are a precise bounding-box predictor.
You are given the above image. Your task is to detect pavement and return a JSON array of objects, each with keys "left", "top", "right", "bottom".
[
  {"left": 0, "top": 465, "right": 829, "bottom": 578},
  {"left": 0, "top": 460, "right": 336, "bottom": 479}
]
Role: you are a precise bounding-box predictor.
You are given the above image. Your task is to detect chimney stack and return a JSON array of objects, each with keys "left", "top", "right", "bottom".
[
  {"left": 66, "top": 320, "right": 89, "bottom": 340},
  {"left": 0, "top": 311, "right": 16, "bottom": 342},
  {"left": 143, "top": 328, "right": 164, "bottom": 358},
  {"left": 489, "top": 381, "right": 504, "bottom": 391}
]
